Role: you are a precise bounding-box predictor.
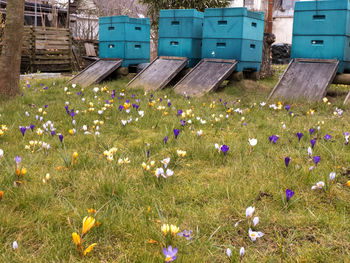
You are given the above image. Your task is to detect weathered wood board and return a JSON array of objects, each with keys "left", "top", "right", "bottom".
[
  {"left": 268, "top": 59, "right": 339, "bottom": 101},
  {"left": 344, "top": 91, "right": 350, "bottom": 104},
  {"left": 68, "top": 59, "right": 122, "bottom": 88},
  {"left": 127, "top": 57, "right": 187, "bottom": 91},
  {"left": 84, "top": 43, "right": 97, "bottom": 57},
  {"left": 173, "top": 59, "right": 237, "bottom": 96}
]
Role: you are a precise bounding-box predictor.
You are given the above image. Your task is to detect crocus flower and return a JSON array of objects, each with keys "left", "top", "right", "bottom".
[
  {"left": 240, "top": 247, "right": 245, "bottom": 257},
  {"left": 297, "top": 132, "right": 303, "bottom": 142},
  {"left": 173, "top": 129, "right": 180, "bottom": 139},
  {"left": 51, "top": 130, "right": 56, "bottom": 136},
  {"left": 180, "top": 119, "right": 186, "bottom": 126},
  {"left": 253, "top": 217, "right": 259, "bottom": 226},
  {"left": 177, "top": 110, "right": 182, "bottom": 116},
  {"left": 19, "top": 126, "right": 26, "bottom": 137},
  {"left": 15, "top": 156, "right": 21, "bottom": 165},
  {"left": 30, "top": 124, "right": 35, "bottom": 131},
  {"left": 146, "top": 150, "right": 150, "bottom": 158},
  {"left": 286, "top": 189, "right": 294, "bottom": 202},
  {"left": 178, "top": 230, "right": 192, "bottom": 240},
  {"left": 164, "top": 136, "right": 168, "bottom": 144},
  {"left": 310, "top": 139, "right": 316, "bottom": 148},
  {"left": 309, "top": 128, "right": 315, "bottom": 135},
  {"left": 13, "top": 241, "right": 18, "bottom": 250},
  {"left": 329, "top": 172, "right": 336, "bottom": 181},
  {"left": 249, "top": 138, "right": 257, "bottom": 146},
  {"left": 325, "top": 134, "right": 331, "bottom": 142},
  {"left": 72, "top": 232, "right": 81, "bottom": 247},
  {"left": 285, "top": 157, "right": 290, "bottom": 167},
  {"left": 221, "top": 145, "right": 229, "bottom": 156},
  {"left": 285, "top": 104, "right": 290, "bottom": 111},
  {"left": 59, "top": 134, "right": 63, "bottom": 143},
  {"left": 246, "top": 206, "right": 255, "bottom": 218},
  {"left": 0, "top": 149, "right": 3, "bottom": 158},
  {"left": 249, "top": 228, "right": 264, "bottom": 241},
  {"left": 84, "top": 243, "right": 98, "bottom": 256},
  {"left": 226, "top": 248, "right": 232, "bottom": 258},
  {"left": 308, "top": 147, "right": 312, "bottom": 157},
  {"left": 161, "top": 157, "right": 170, "bottom": 168},
  {"left": 82, "top": 216, "right": 95, "bottom": 235},
  {"left": 313, "top": 156, "right": 320, "bottom": 166},
  {"left": 163, "top": 246, "right": 178, "bottom": 262},
  {"left": 311, "top": 181, "right": 325, "bottom": 190},
  {"left": 269, "top": 135, "right": 279, "bottom": 143}
]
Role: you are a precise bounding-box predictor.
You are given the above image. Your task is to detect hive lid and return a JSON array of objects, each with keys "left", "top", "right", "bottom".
[
  {"left": 99, "top": 16, "right": 150, "bottom": 25},
  {"left": 295, "top": 0, "right": 350, "bottom": 11},
  {"left": 159, "top": 9, "right": 204, "bottom": 19},
  {"left": 204, "top": 8, "right": 264, "bottom": 21}
]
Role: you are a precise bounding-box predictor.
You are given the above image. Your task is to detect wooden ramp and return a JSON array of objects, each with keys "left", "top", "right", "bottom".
[
  {"left": 127, "top": 56, "right": 187, "bottom": 91},
  {"left": 268, "top": 59, "right": 339, "bottom": 101},
  {"left": 173, "top": 59, "right": 237, "bottom": 96},
  {"left": 68, "top": 59, "right": 122, "bottom": 88}
]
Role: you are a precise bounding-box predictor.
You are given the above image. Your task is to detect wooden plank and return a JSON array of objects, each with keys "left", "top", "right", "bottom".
[
  {"left": 84, "top": 43, "right": 97, "bottom": 57},
  {"left": 127, "top": 57, "right": 188, "bottom": 91},
  {"left": 68, "top": 59, "right": 122, "bottom": 88},
  {"left": 344, "top": 91, "right": 350, "bottom": 105},
  {"left": 268, "top": 59, "right": 339, "bottom": 101},
  {"left": 173, "top": 59, "right": 237, "bottom": 96}
]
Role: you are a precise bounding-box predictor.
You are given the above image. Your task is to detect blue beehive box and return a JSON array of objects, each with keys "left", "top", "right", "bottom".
[
  {"left": 291, "top": 0, "right": 350, "bottom": 73},
  {"left": 158, "top": 9, "right": 204, "bottom": 67},
  {"left": 99, "top": 16, "right": 150, "bottom": 67},
  {"left": 202, "top": 8, "right": 264, "bottom": 72}
]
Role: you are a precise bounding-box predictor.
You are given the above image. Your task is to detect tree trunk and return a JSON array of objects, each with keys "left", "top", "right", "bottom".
[
  {"left": 0, "top": 0, "right": 25, "bottom": 98},
  {"left": 260, "top": 32, "right": 276, "bottom": 79}
]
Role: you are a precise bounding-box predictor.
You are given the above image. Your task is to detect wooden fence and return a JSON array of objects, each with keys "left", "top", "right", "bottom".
[{"left": 1, "top": 26, "right": 72, "bottom": 73}]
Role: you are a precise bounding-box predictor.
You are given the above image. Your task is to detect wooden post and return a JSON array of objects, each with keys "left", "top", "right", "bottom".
[{"left": 66, "top": 0, "right": 70, "bottom": 28}]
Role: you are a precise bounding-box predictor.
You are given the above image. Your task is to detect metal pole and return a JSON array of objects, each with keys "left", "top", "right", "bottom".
[{"left": 34, "top": 0, "right": 37, "bottom": 27}]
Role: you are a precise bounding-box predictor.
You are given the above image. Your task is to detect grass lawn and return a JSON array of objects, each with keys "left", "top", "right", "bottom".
[{"left": 0, "top": 69, "right": 350, "bottom": 262}]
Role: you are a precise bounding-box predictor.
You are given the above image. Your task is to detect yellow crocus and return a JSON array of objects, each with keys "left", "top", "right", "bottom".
[
  {"left": 161, "top": 224, "right": 170, "bottom": 235},
  {"left": 170, "top": 224, "right": 180, "bottom": 235},
  {"left": 345, "top": 181, "right": 350, "bottom": 187},
  {"left": 72, "top": 232, "right": 81, "bottom": 247},
  {"left": 84, "top": 243, "right": 98, "bottom": 256},
  {"left": 73, "top": 152, "right": 78, "bottom": 159},
  {"left": 88, "top": 208, "right": 96, "bottom": 214},
  {"left": 21, "top": 168, "right": 27, "bottom": 176},
  {"left": 82, "top": 216, "right": 95, "bottom": 235},
  {"left": 0, "top": 190, "right": 3, "bottom": 201}
]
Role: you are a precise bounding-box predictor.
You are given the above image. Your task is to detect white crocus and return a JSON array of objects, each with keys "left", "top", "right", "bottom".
[
  {"left": 240, "top": 247, "right": 245, "bottom": 257},
  {"left": 253, "top": 216, "right": 259, "bottom": 226},
  {"left": 155, "top": 168, "right": 165, "bottom": 178},
  {"left": 329, "top": 172, "right": 336, "bottom": 181},
  {"left": 226, "top": 248, "right": 232, "bottom": 258},
  {"left": 246, "top": 206, "right": 255, "bottom": 218},
  {"left": 0, "top": 148, "right": 3, "bottom": 158},
  {"left": 249, "top": 138, "right": 257, "bottom": 146},
  {"left": 307, "top": 146, "right": 312, "bottom": 157},
  {"left": 166, "top": 169, "right": 174, "bottom": 177},
  {"left": 161, "top": 157, "right": 170, "bottom": 168},
  {"left": 311, "top": 181, "right": 325, "bottom": 190},
  {"left": 249, "top": 228, "right": 264, "bottom": 241}
]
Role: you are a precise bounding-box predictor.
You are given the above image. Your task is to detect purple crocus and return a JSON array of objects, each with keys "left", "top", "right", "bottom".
[
  {"left": 70, "top": 109, "right": 76, "bottom": 119},
  {"left": 30, "top": 124, "right": 35, "bottom": 131},
  {"left": 19, "top": 126, "right": 27, "bottom": 137},
  {"left": 269, "top": 135, "right": 279, "bottom": 143},
  {"left": 167, "top": 101, "right": 171, "bottom": 107},
  {"left": 164, "top": 136, "right": 168, "bottom": 144},
  {"left": 286, "top": 189, "right": 295, "bottom": 202},
  {"left": 310, "top": 139, "right": 316, "bottom": 148},
  {"left": 285, "top": 157, "right": 291, "bottom": 167},
  {"left": 285, "top": 104, "right": 290, "bottom": 111},
  {"left": 58, "top": 134, "right": 64, "bottom": 143},
  {"left": 325, "top": 134, "right": 331, "bottom": 142},
  {"left": 221, "top": 145, "right": 229, "bottom": 156},
  {"left": 177, "top": 110, "right": 183, "bottom": 116},
  {"left": 51, "top": 130, "right": 56, "bottom": 136},
  {"left": 163, "top": 246, "right": 178, "bottom": 262},
  {"left": 297, "top": 132, "right": 303, "bottom": 142},
  {"left": 178, "top": 230, "right": 192, "bottom": 240},
  {"left": 313, "top": 156, "right": 321, "bottom": 166},
  {"left": 146, "top": 150, "right": 150, "bottom": 158},
  {"left": 309, "top": 128, "right": 315, "bottom": 136},
  {"left": 180, "top": 119, "right": 186, "bottom": 126},
  {"left": 118, "top": 105, "right": 124, "bottom": 111},
  {"left": 173, "top": 129, "right": 180, "bottom": 139},
  {"left": 15, "top": 156, "right": 21, "bottom": 165}
]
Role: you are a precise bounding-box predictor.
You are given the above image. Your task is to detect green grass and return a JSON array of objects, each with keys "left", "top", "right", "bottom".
[{"left": 0, "top": 73, "right": 350, "bottom": 262}]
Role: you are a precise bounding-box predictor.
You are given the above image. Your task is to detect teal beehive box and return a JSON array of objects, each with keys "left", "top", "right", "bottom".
[
  {"left": 291, "top": 0, "right": 350, "bottom": 73},
  {"left": 158, "top": 9, "right": 204, "bottom": 67},
  {"left": 99, "top": 16, "right": 150, "bottom": 67},
  {"left": 202, "top": 8, "right": 264, "bottom": 72}
]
